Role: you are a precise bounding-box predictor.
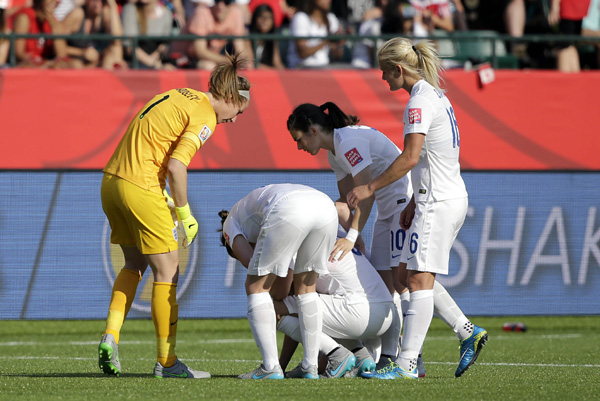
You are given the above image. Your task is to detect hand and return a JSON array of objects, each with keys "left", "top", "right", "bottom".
[
  {"left": 176, "top": 203, "right": 198, "bottom": 248},
  {"left": 163, "top": 189, "right": 175, "bottom": 210},
  {"left": 400, "top": 199, "right": 416, "bottom": 230},
  {"left": 82, "top": 46, "right": 100, "bottom": 64},
  {"left": 347, "top": 185, "right": 373, "bottom": 209},
  {"left": 329, "top": 237, "right": 355, "bottom": 262}
]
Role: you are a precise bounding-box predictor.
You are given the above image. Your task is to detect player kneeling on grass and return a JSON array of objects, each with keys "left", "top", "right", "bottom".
[
  {"left": 273, "top": 224, "right": 398, "bottom": 378},
  {"left": 98, "top": 52, "right": 251, "bottom": 379},
  {"left": 219, "top": 183, "right": 339, "bottom": 379}
]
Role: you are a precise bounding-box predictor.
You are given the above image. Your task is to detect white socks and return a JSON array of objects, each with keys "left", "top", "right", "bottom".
[
  {"left": 296, "top": 292, "right": 322, "bottom": 369},
  {"left": 398, "top": 289, "right": 434, "bottom": 371},
  {"left": 433, "top": 281, "right": 472, "bottom": 341},
  {"left": 247, "top": 292, "right": 279, "bottom": 371},
  {"left": 380, "top": 294, "right": 402, "bottom": 358}
]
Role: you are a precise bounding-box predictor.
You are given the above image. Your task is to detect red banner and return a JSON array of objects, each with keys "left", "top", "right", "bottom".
[{"left": 1, "top": 69, "right": 598, "bottom": 170}]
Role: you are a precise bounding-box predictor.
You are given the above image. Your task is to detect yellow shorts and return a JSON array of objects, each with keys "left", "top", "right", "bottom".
[{"left": 101, "top": 173, "right": 178, "bottom": 254}]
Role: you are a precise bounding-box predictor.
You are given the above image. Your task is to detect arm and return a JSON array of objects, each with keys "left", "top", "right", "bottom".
[
  {"left": 12, "top": 13, "right": 31, "bottom": 63},
  {"left": 167, "top": 158, "right": 189, "bottom": 207},
  {"left": 548, "top": 0, "right": 560, "bottom": 26},
  {"left": 192, "top": 38, "right": 230, "bottom": 64},
  {"left": 230, "top": 234, "right": 254, "bottom": 268},
  {"left": 431, "top": 12, "right": 454, "bottom": 32},
  {"left": 329, "top": 169, "right": 374, "bottom": 260},
  {"left": 347, "top": 133, "right": 424, "bottom": 208}
]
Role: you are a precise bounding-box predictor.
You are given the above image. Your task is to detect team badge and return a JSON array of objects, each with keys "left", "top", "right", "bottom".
[
  {"left": 408, "top": 108, "right": 422, "bottom": 124},
  {"left": 198, "top": 125, "right": 213, "bottom": 143},
  {"left": 345, "top": 148, "right": 363, "bottom": 167}
]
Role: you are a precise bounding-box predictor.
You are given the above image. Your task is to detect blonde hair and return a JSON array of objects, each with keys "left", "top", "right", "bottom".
[
  {"left": 378, "top": 38, "right": 444, "bottom": 92},
  {"left": 208, "top": 52, "right": 252, "bottom": 106}
]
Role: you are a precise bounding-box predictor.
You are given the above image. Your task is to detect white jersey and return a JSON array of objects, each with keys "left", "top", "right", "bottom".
[
  {"left": 223, "top": 183, "right": 337, "bottom": 277},
  {"left": 223, "top": 183, "right": 317, "bottom": 243},
  {"left": 318, "top": 230, "right": 392, "bottom": 305},
  {"left": 327, "top": 125, "right": 412, "bottom": 219},
  {"left": 404, "top": 80, "right": 468, "bottom": 202}
]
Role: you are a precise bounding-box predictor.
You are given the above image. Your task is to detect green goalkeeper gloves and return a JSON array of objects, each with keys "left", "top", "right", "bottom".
[{"left": 175, "top": 203, "right": 198, "bottom": 249}]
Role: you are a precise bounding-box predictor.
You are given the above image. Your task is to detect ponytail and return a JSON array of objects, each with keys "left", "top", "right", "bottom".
[
  {"left": 378, "top": 38, "right": 445, "bottom": 92},
  {"left": 209, "top": 52, "right": 252, "bottom": 106},
  {"left": 287, "top": 102, "right": 359, "bottom": 134}
]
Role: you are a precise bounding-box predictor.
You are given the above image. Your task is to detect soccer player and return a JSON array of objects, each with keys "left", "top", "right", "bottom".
[
  {"left": 220, "top": 183, "right": 338, "bottom": 379},
  {"left": 98, "top": 52, "right": 251, "bottom": 379},
  {"left": 347, "top": 38, "right": 488, "bottom": 379},
  {"left": 287, "top": 102, "right": 410, "bottom": 366},
  {"left": 274, "top": 206, "right": 396, "bottom": 378}
]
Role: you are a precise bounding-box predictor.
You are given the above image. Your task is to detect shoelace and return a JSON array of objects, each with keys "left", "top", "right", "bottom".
[{"left": 377, "top": 360, "right": 399, "bottom": 374}]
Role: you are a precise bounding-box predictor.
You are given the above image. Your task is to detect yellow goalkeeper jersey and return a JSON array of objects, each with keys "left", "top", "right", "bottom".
[{"left": 104, "top": 88, "right": 217, "bottom": 194}]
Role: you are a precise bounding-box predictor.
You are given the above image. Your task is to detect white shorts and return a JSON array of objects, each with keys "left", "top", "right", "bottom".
[
  {"left": 320, "top": 296, "right": 393, "bottom": 340},
  {"left": 403, "top": 197, "right": 468, "bottom": 275},
  {"left": 249, "top": 190, "right": 338, "bottom": 277},
  {"left": 369, "top": 210, "right": 407, "bottom": 271},
  {"left": 283, "top": 295, "right": 393, "bottom": 340}
]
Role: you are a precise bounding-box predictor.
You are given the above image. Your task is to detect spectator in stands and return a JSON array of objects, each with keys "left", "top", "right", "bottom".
[
  {"left": 286, "top": 0, "right": 345, "bottom": 68},
  {"left": 351, "top": 0, "right": 409, "bottom": 69},
  {"left": 164, "top": 0, "right": 186, "bottom": 30},
  {"left": 63, "top": 0, "right": 127, "bottom": 69},
  {"left": 121, "top": 0, "right": 174, "bottom": 69},
  {"left": 582, "top": 0, "right": 600, "bottom": 68},
  {"left": 0, "top": 0, "right": 9, "bottom": 67},
  {"left": 172, "top": 0, "right": 247, "bottom": 70},
  {"left": 249, "top": 0, "right": 292, "bottom": 28},
  {"left": 11, "top": 0, "right": 71, "bottom": 67},
  {"left": 246, "top": 4, "right": 285, "bottom": 68},
  {"left": 548, "top": 0, "right": 592, "bottom": 72},
  {"left": 54, "top": 0, "right": 83, "bottom": 22},
  {"left": 409, "top": 0, "right": 454, "bottom": 36}
]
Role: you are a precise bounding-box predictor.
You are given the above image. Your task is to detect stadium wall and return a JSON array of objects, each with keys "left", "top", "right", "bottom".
[{"left": 1, "top": 69, "right": 599, "bottom": 319}]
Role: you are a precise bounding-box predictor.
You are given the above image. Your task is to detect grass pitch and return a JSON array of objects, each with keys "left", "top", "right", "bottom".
[{"left": 0, "top": 316, "right": 598, "bottom": 401}]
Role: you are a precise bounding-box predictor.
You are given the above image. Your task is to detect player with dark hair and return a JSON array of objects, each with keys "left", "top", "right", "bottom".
[{"left": 219, "top": 183, "right": 338, "bottom": 379}]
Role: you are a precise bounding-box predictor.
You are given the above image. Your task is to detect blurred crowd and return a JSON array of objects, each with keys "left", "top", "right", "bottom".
[{"left": 0, "top": 0, "right": 598, "bottom": 71}]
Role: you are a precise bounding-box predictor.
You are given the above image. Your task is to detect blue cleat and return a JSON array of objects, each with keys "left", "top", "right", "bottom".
[
  {"left": 322, "top": 347, "right": 356, "bottom": 378},
  {"left": 361, "top": 359, "right": 418, "bottom": 380},
  {"left": 455, "top": 325, "right": 488, "bottom": 377},
  {"left": 354, "top": 347, "right": 376, "bottom": 375}
]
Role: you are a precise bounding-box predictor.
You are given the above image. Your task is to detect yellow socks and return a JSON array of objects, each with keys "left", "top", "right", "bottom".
[
  {"left": 152, "top": 282, "right": 178, "bottom": 368},
  {"left": 104, "top": 268, "right": 142, "bottom": 344}
]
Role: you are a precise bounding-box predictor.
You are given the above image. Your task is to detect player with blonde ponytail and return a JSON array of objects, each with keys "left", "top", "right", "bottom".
[
  {"left": 98, "top": 52, "right": 251, "bottom": 379},
  {"left": 348, "top": 38, "right": 488, "bottom": 379}
]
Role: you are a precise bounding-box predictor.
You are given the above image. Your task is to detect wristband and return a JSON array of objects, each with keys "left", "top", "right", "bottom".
[
  {"left": 345, "top": 228, "right": 359, "bottom": 244},
  {"left": 176, "top": 203, "right": 191, "bottom": 220}
]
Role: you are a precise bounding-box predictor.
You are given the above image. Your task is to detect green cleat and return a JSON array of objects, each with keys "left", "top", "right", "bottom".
[{"left": 98, "top": 334, "right": 121, "bottom": 377}]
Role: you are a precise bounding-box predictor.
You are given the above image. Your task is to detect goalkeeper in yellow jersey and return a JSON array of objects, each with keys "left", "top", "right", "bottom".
[{"left": 98, "top": 52, "right": 251, "bottom": 379}]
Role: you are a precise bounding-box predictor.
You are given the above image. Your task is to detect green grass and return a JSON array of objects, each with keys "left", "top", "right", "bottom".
[{"left": 0, "top": 316, "right": 599, "bottom": 401}]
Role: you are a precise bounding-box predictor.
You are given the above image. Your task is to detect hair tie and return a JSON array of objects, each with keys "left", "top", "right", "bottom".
[
  {"left": 238, "top": 90, "right": 250, "bottom": 100},
  {"left": 412, "top": 45, "right": 418, "bottom": 54}
]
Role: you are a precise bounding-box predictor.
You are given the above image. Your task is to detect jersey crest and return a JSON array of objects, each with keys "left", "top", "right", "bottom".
[
  {"left": 408, "top": 108, "right": 422, "bottom": 124},
  {"left": 345, "top": 148, "right": 363, "bottom": 167},
  {"left": 198, "top": 125, "right": 212, "bottom": 143}
]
